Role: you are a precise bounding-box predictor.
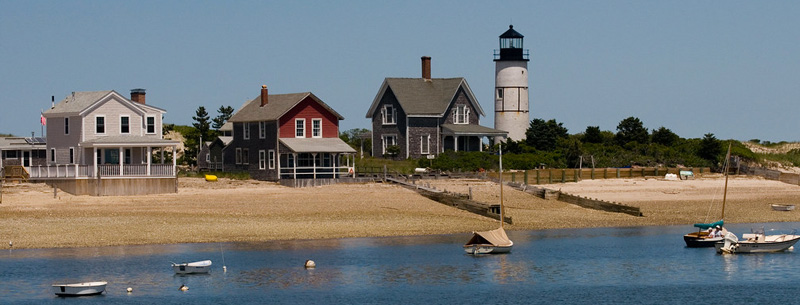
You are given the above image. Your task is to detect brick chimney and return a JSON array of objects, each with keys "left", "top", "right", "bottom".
[
  {"left": 130, "top": 88, "right": 146, "bottom": 104},
  {"left": 260, "top": 85, "right": 268, "bottom": 107},
  {"left": 421, "top": 56, "right": 431, "bottom": 80}
]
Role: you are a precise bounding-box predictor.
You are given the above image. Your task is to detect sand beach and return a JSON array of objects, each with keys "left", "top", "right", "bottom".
[{"left": 2, "top": 175, "right": 800, "bottom": 249}]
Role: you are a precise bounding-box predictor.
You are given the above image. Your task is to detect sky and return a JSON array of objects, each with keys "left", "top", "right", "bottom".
[{"left": 1, "top": 0, "right": 798, "bottom": 142}]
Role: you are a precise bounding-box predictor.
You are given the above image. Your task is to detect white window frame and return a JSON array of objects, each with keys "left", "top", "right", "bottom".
[
  {"left": 454, "top": 105, "right": 470, "bottom": 124},
  {"left": 382, "top": 134, "right": 397, "bottom": 155},
  {"left": 421, "top": 135, "right": 430, "bottom": 155},
  {"left": 243, "top": 122, "right": 250, "bottom": 140},
  {"left": 95, "top": 115, "right": 106, "bottom": 134},
  {"left": 120, "top": 115, "right": 130, "bottom": 134},
  {"left": 242, "top": 148, "right": 249, "bottom": 165},
  {"left": 312, "top": 119, "right": 322, "bottom": 138},
  {"left": 258, "top": 150, "right": 266, "bottom": 170},
  {"left": 295, "top": 119, "right": 306, "bottom": 138},
  {"left": 268, "top": 150, "right": 275, "bottom": 169},
  {"left": 205, "top": 152, "right": 211, "bottom": 163},
  {"left": 146, "top": 116, "right": 156, "bottom": 134},
  {"left": 381, "top": 105, "right": 396, "bottom": 125},
  {"left": 259, "top": 121, "right": 266, "bottom": 139},
  {"left": 64, "top": 117, "right": 69, "bottom": 135},
  {"left": 235, "top": 148, "right": 242, "bottom": 164}
]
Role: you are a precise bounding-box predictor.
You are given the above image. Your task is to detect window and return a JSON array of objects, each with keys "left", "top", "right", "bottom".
[
  {"left": 96, "top": 116, "right": 105, "bottom": 134},
  {"left": 382, "top": 134, "right": 397, "bottom": 155},
  {"left": 312, "top": 119, "right": 322, "bottom": 138},
  {"left": 381, "top": 105, "right": 396, "bottom": 125},
  {"left": 50, "top": 148, "right": 55, "bottom": 162},
  {"left": 242, "top": 148, "right": 249, "bottom": 165},
  {"left": 69, "top": 148, "right": 74, "bottom": 164},
  {"left": 124, "top": 149, "right": 131, "bottom": 164},
  {"left": 120, "top": 116, "right": 130, "bottom": 134},
  {"left": 64, "top": 117, "right": 69, "bottom": 135},
  {"left": 259, "top": 150, "right": 266, "bottom": 170},
  {"left": 295, "top": 119, "right": 305, "bottom": 138},
  {"left": 421, "top": 135, "right": 430, "bottom": 154},
  {"left": 235, "top": 148, "right": 242, "bottom": 164},
  {"left": 205, "top": 153, "right": 210, "bottom": 163},
  {"left": 496, "top": 88, "right": 503, "bottom": 100},
  {"left": 268, "top": 150, "right": 275, "bottom": 169},
  {"left": 146, "top": 116, "right": 156, "bottom": 134},
  {"left": 259, "top": 121, "right": 266, "bottom": 139},
  {"left": 243, "top": 123, "right": 250, "bottom": 140},
  {"left": 454, "top": 105, "right": 470, "bottom": 124}
]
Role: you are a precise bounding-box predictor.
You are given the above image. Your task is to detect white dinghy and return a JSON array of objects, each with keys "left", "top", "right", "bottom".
[
  {"left": 52, "top": 281, "right": 107, "bottom": 296},
  {"left": 172, "top": 260, "right": 212, "bottom": 274}
]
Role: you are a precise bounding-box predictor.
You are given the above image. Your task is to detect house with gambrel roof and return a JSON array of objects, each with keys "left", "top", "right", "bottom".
[
  {"left": 38, "top": 89, "right": 179, "bottom": 195},
  {"left": 366, "top": 56, "right": 507, "bottom": 159},
  {"left": 225, "top": 86, "right": 356, "bottom": 181}
]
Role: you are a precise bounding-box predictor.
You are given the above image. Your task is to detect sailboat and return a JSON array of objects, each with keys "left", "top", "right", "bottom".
[
  {"left": 683, "top": 143, "right": 732, "bottom": 247},
  {"left": 464, "top": 144, "right": 513, "bottom": 254}
]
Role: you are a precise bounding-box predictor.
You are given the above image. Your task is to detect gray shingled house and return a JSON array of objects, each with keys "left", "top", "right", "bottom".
[{"left": 366, "top": 57, "right": 507, "bottom": 159}]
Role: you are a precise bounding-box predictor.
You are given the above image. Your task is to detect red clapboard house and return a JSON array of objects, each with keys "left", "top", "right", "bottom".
[{"left": 225, "top": 85, "right": 356, "bottom": 181}]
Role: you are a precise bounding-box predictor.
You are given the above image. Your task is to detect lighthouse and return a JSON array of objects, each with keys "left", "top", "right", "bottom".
[{"left": 494, "top": 25, "right": 529, "bottom": 144}]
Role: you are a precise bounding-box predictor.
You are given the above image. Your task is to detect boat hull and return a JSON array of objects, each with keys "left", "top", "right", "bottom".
[
  {"left": 172, "top": 260, "right": 212, "bottom": 274},
  {"left": 463, "top": 243, "right": 513, "bottom": 255},
  {"left": 771, "top": 204, "right": 795, "bottom": 211},
  {"left": 684, "top": 234, "right": 723, "bottom": 248},
  {"left": 52, "top": 281, "right": 107, "bottom": 296},
  {"left": 715, "top": 236, "right": 800, "bottom": 254}
]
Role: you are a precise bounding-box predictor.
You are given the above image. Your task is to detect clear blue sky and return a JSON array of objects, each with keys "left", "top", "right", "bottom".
[{"left": 1, "top": 0, "right": 798, "bottom": 142}]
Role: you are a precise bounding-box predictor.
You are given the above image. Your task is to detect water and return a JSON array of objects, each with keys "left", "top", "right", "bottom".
[{"left": 3, "top": 223, "right": 800, "bottom": 304}]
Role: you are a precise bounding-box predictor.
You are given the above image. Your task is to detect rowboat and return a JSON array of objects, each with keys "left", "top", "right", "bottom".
[
  {"left": 771, "top": 204, "right": 795, "bottom": 211},
  {"left": 205, "top": 174, "right": 218, "bottom": 182},
  {"left": 52, "top": 281, "right": 107, "bottom": 296},
  {"left": 172, "top": 260, "right": 212, "bottom": 274}
]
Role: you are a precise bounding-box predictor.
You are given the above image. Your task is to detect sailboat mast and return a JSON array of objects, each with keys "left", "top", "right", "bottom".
[
  {"left": 499, "top": 144, "right": 504, "bottom": 228},
  {"left": 720, "top": 143, "right": 732, "bottom": 220}
]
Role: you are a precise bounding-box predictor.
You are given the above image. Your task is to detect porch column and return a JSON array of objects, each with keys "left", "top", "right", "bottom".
[
  {"left": 454, "top": 136, "right": 459, "bottom": 152},
  {"left": 333, "top": 153, "right": 338, "bottom": 179},
  {"left": 480, "top": 137, "right": 483, "bottom": 152},
  {"left": 119, "top": 147, "right": 124, "bottom": 176},
  {"left": 172, "top": 146, "right": 177, "bottom": 177},
  {"left": 93, "top": 147, "right": 98, "bottom": 178},
  {"left": 160, "top": 149, "right": 165, "bottom": 164},
  {"left": 312, "top": 153, "right": 317, "bottom": 180},
  {"left": 147, "top": 146, "right": 152, "bottom": 176}
]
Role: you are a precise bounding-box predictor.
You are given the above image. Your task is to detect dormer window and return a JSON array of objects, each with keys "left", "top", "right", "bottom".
[
  {"left": 454, "top": 105, "right": 470, "bottom": 124},
  {"left": 381, "top": 105, "right": 396, "bottom": 125}
]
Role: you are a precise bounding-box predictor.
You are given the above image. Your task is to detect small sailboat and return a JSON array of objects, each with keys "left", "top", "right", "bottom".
[
  {"left": 716, "top": 228, "right": 800, "bottom": 254},
  {"left": 172, "top": 260, "right": 212, "bottom": 274},
  {"left": 684, "top": 143, "right": 732, "bottom": 247},
  {"left": 51, "top": 281, "right": 107, "bottom": 296},
  {"left": 464, "top": 144, "right": 513, "bottom": 254}
]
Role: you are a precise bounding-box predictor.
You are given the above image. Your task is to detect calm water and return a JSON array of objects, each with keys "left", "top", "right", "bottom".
[{"left": 3, "top": 223, "right": 800, "bottom": 304}]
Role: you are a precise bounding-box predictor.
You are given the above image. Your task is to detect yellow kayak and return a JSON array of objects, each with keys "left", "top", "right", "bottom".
[{"left": 205, "top": 174, "right": 218, "bottom": 182}]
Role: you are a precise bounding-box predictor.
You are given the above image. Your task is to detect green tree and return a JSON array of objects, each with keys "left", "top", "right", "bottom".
[
  {"left": 651, "top": 126, "right": 679, "bottom": 146},
  {"left": 582, "top": 126, "right": 603, "bottom": 143},
  {"left": 212, "top": 105, "right": 234, "bottom": 130},
  {"left": 698, "top": 133, "right": 722, "bottom": 163},
  {"left": 615, "top": 116, "right": 649, "bottom": 145},
  {"left": 525, "top": 118, "right": 568, "bottom": 151},
  {"left": 192, "top": 106, "right": 212, "bottom": 140}
]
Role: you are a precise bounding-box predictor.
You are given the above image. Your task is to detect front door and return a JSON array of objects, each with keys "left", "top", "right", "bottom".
[{"left": 22, "top": 151, "right": 30, "bottom": 167}]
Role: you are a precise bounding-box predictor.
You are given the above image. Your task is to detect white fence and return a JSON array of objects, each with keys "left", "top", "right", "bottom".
[{"left": 28, "top": 164, "right": 175, "bottom": 179}]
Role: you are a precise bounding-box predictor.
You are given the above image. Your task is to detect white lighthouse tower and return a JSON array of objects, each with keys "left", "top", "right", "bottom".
[{"left": 494, "top": 25, "right": 529, "bottom": 144}]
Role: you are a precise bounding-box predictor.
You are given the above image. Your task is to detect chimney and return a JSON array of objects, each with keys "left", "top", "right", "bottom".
[
  {"left": 421, "top": 56, "right": 431, "bottom": 80},
  {"left": 130, "top": 88, "right": 146, "bottom": 104},
  {"left": 260, "top": 85, "right": 268, "bottom": 106}
]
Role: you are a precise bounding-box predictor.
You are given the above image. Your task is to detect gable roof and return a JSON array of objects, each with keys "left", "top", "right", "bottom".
[
  {"left": 43, "top": 90, "right": 166, "bottom": 116},
  {"left": 228, "top": 92, "right": 345, "bottom": 123},
  {"left": 365, "top": 78, "right": 485, "bottom": 118}
]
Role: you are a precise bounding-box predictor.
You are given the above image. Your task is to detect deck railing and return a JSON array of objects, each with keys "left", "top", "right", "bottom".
[
  {"left": 279, "top": 165, "right": 354, "bottom": 179},
  {"left": 28, "top": 164, "right": 175, "bottom": 179}
]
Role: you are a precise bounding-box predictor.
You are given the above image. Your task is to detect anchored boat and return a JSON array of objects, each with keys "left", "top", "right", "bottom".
[
  {"left": 172, "top": 260, "right": 212, "bottom": 274},
  {"left": 52, "top": 281, "right": 107, "bottom": 296}
]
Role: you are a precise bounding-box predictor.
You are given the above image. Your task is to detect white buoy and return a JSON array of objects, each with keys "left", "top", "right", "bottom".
[
  {"left": 223, "top": 266, "right": 227, "bottom": 272},
  {"left": 304, "top": 259, "right": 316, "bottom": 269},
  {"left": 126, "top": 287, "right": 133, "bottom": 293},
  {"left": 179, "top": 284, "right": 188, "bottom": 291},
  {"left": 8, "top": 241, "right": 12, "bottom": 248}
]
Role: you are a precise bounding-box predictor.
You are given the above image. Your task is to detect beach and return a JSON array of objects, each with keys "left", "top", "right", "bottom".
[{"left": 2, "top": 175, "right": 800, "bottom": 249}]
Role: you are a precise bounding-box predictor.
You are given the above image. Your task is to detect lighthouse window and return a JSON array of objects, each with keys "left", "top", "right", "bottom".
[
  {"left": 496, "top": 89, "right": 503, "bottom": 99},
  {"left": 454, "top": 105, "right": 469, "bottom": 124}
]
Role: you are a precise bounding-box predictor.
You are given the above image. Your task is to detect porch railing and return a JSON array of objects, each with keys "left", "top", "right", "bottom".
[
  {"left": 28, "top": 164, "right": 175, "bottom": 179},
  {"left": 279, "top": 165, "right": 354, "bottom": 179}
]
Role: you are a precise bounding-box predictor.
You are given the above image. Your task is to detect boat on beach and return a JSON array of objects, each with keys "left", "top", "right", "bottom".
[
  {"left": 51, "top": 281, "right": 107, "bottom": 296},
  {"left": 684, "top": 143, "right": 732, "bottom": 248},
  {"left": 716, "top": 228, "right": 800, "bottom": 254},
  {"left": 464, "top": 144, "right": 513, "bottom": 255},
  {"left": 771, "top": 204, "right": 795, "bottom": 211},
  {"left": 172, "top": 260, "right": 212, "bottom": 274}
]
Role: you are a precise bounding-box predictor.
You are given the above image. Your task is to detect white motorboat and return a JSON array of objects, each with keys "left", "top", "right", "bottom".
[
  {"left": 172, "top": 260, "right": 212, "bottom": 274},
  {"left": 716, "top": 228, "right": 800, "bottom": 254},
  {"left": 51, "top": 281, "right": 107, "bottom": 296}
]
